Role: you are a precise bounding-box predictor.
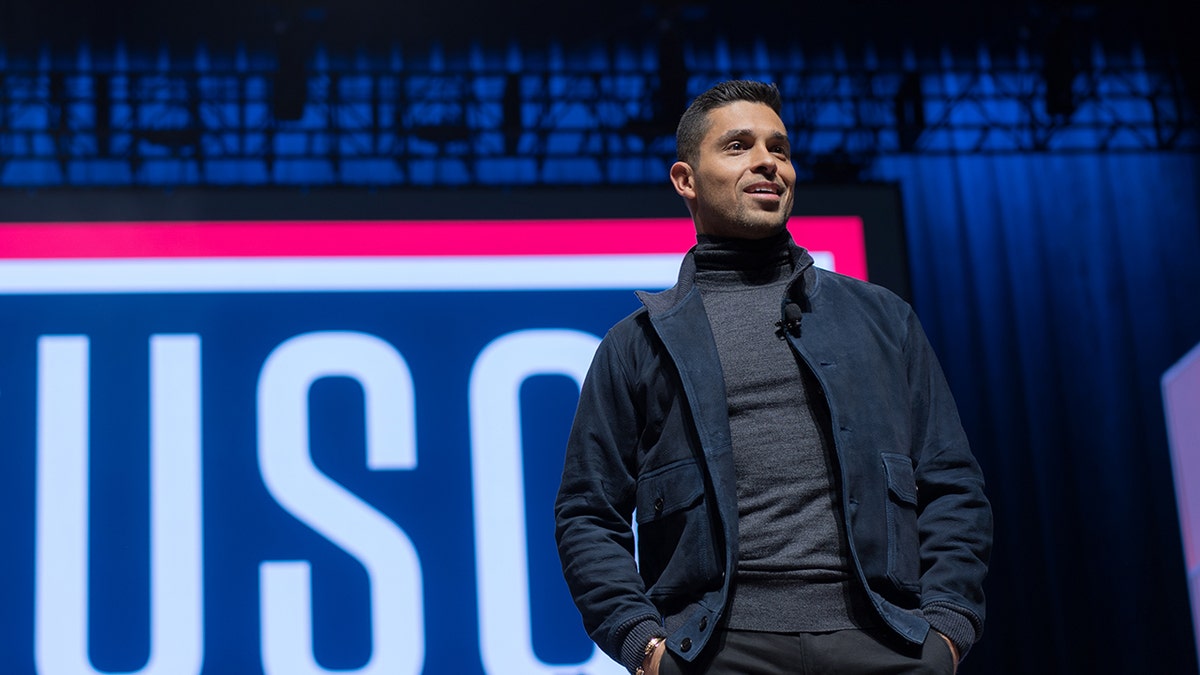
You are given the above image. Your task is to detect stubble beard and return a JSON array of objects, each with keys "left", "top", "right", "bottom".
[{"left": 704, "top": 198, "right": 792, "bottom": 239}]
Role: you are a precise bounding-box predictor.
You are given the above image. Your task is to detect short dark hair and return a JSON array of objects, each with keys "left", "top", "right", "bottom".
[{"left": 675, "top": 80, "right": 783, "bottom": 165}]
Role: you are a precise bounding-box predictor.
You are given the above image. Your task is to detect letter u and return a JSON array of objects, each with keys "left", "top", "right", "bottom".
[{"left": 34, "top": 335, "right": 204, "bottom": 675}]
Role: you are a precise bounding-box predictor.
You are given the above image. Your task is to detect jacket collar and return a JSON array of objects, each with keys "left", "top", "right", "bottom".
[{"left": 636, "top": 231, "right": 819, "bottom": 317}]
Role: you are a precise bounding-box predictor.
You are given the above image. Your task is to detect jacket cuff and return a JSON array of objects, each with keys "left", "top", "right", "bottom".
[
  {"left": 619, "top": 618, "right": 666, "bottom": 673},
  {"left": 922, "top": 601, "right": 982, "bottom": 661}
]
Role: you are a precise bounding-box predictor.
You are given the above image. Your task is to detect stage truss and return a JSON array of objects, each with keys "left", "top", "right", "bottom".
[{"left": 0, "top": 41, "right": 1195, "bottom": 187}]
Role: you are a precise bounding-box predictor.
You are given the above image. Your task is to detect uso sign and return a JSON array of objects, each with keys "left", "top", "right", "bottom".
[{"left": 0, "top": 217, "right": 864, "bottom": 674}]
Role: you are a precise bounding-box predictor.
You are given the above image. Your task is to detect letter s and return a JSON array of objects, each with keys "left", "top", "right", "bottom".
[{"left": 257, "top": 331, "right": 424, "bottom": 675}]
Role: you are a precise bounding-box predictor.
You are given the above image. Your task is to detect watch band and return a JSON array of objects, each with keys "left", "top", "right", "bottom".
[{"left": 635, "top": 636, "right": 666, "bottom": 675}]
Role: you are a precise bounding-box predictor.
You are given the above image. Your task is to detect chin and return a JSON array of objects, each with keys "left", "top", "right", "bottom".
[
  {"left": 733, "top": 223, "right": 787, "bottom": 239},
  {"left": 749, "top": 218, "right": 790, "bottom": 233}
]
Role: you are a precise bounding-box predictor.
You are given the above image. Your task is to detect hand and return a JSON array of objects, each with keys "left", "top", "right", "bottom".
[{"left": 935, "top": 631, "right": 959, "bottom": 674}]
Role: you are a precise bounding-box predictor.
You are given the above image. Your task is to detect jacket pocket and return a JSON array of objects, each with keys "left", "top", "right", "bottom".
[
  {"left": 881, "top": 452, "right": 921, "bottom": 594},
  {"left": 635, "top": 459, "right": 719, "bottom": 597}
]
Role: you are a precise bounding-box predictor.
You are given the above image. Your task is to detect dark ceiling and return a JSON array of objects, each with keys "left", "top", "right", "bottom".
[{"left": 0, "top": 0, "right": 1189, "bottom": 59}]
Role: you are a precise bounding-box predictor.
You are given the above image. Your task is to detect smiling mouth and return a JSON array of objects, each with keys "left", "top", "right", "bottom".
[
  {"left": 744, "top": 181, "right": 782, "bottom": 194},
  {"left": 745, "top": 184, "right": 784, "bottom": 198}
]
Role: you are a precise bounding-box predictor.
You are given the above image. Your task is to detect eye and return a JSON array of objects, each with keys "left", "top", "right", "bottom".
[{"left": 726, "top": 141, "right": 746, "bottom": 151}]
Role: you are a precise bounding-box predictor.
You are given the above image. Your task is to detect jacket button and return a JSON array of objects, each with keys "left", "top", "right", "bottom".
[
  {"left": 653, "top": 497, "right": 664, "bottom": 513},
  {"left": 698, "top": 617, "right": 708, "bottom": 631},
  {"left": 680, "top": 638, "right": 692, "bottom": 652}
]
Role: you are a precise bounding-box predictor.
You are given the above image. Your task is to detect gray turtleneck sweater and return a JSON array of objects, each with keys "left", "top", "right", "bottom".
[{"left": 693, "top": 232, "right": 876, "bottom": 632}]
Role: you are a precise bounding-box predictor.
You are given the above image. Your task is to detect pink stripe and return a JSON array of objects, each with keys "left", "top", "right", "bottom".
[
  {"left": 790, "top": 217, "right": 868, "bottom": 280},
  {"left": 0, "top": 217, "right": 868, "bottom": 279},
  {"left": 0, "top": 219, "right": 692, "bottom": 257}
]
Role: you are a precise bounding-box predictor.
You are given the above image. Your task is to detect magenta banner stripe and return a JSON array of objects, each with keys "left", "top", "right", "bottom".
[{"left": 0, "top": 217, "right": 867, "bottom": 279}]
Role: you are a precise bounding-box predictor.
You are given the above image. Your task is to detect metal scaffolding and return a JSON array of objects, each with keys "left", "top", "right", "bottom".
[{"left": 1, "top": 41, "right": 1195, "bottom": 187}]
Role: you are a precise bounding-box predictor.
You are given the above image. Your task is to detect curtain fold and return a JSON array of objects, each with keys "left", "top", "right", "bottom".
[{"left": 869, "top": 153, "right": 1200, "bottom": 673}]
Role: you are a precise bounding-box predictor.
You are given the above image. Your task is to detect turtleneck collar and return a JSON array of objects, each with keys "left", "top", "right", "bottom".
[{"left": 694, "top": 229, "right": 793, "bottom": 274}]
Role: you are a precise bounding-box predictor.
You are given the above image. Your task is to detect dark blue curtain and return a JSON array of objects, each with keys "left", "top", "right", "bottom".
[{"left": 870, "top": 153, "right": 1200, "bottom": 673}]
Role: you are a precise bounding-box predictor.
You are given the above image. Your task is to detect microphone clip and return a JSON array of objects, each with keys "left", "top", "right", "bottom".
[
  {"left": 775, "top": 318, "right": 801, "bottom": 339},
  {"left": 775, "top": 302, "right": 803, "bottom": 339}
]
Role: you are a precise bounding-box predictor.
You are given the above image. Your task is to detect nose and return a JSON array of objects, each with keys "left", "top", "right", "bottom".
[{"left": 750, "top": 143, "right": 777, "bottom": 175}]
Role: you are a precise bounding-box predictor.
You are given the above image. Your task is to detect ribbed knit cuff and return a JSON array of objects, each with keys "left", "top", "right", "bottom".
[
  {"left": 922, "top": 601, "right": 982, "bottom": 662},
  {"left": 619, "top": 619, "right": 666, "bottom": 673}
]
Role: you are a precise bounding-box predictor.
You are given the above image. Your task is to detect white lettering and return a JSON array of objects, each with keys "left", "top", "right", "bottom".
[
  {"left": 35, "top": 335, "right": 205, "bottom": 675},
  {"left": 257, "top": 331, "right": 424, "bottom": 675},
  {"left": 469, "top": 329, "right": 624, "bottom": 675}
]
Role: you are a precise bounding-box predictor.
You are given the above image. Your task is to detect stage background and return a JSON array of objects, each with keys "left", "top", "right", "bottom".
[
  {"left": 2, "top": 1, "right": 1199, "bottom": 670},
  {"left": 0, "top": 186, "right": 907, "bottom": 675}
]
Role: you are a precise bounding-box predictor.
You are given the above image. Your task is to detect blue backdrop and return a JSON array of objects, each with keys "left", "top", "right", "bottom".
[{"left": 873, "top": 152, "right": 1200, "bottom": 673}]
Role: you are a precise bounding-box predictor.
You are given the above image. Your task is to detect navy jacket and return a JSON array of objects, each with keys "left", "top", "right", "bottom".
[{"left": 554, "top": 239, "right": 992, "bottom": 669}]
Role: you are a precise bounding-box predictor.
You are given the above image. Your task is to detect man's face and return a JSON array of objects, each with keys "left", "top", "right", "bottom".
[{"left": 670, "top": 101, "right": 796, "bottom": 239}]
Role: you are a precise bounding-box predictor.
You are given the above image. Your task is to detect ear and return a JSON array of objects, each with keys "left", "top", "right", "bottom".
[{"left": 670, "top": 161, "right": 696, "bottom": 200}]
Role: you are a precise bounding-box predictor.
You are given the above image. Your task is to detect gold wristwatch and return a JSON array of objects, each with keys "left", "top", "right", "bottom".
[{"left": 635, "top": 636, "right": 665, "bottom": 675}]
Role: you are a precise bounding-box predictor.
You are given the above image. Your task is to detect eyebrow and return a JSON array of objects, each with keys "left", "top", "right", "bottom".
[{"left": 714, "top": 129, "right": 790, "bottom": 145}]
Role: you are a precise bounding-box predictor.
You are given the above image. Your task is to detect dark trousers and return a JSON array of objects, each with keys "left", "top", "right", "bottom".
[{"left": 658, "top": 627, "right": 955, "bottom": 675}]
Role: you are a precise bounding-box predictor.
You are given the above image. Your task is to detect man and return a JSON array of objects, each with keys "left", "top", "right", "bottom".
[{"left": 554, "top": 80, "right": 991, "bottom": 674}]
